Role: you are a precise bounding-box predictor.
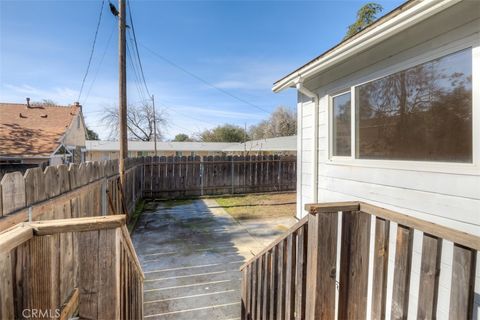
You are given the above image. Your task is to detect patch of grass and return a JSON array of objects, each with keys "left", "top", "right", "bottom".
[
  {"left": 128, "top": 199, "right": 146, "bottom": 233},
  {"left": 215, "top": 192, "right": 296, "bottom": 220}
]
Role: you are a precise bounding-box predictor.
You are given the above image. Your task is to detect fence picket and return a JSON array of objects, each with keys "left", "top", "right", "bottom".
[{"left": 1, "top": 172, "right": 25, "bottom": 216}]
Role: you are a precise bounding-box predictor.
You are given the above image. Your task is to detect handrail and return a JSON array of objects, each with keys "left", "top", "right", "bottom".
[
  {"left": 240, "top": 214, "right": 308, "bottom": 270},
  {"left": 358, "top": 202, "right": 480, "bottom": 251},
  {"left": 0, "top": 224, "right": 33, "bottom": 254},
  {"left": 120, "top": 224, "right": 145, "bottom": 279},
  {"left": 305, "top": 201, "right": 360, "bottom": 213},
  {"left": 307, "top": 201, "right": 480, "bottom": 251},
  {"left": 30, "top": 215, "right": 126, "bottom": 235}
]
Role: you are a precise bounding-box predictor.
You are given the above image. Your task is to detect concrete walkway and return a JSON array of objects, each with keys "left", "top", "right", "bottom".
[{"left": 132, "top": 199, "right": 290, "bottom": 320}]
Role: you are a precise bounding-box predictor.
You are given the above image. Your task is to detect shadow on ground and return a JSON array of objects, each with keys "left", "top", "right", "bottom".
[{"left": 132, "top": 199, "right": 271, "bottom": 320}]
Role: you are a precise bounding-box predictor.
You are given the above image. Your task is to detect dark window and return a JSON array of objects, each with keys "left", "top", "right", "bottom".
[
  {"left": 355, "top": 49, "right": 472, "bottom": 162},
  {"left": 332, "top": 92, "right": 351, "bottom": 156}
]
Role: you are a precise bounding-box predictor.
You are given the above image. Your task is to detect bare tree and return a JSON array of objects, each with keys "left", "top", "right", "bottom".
[
  {"left": 101, "top": 102, "right": 167, "bottom": 141},
  {"left": 249, "top": 106, "right": 297, "bottom": 140}
]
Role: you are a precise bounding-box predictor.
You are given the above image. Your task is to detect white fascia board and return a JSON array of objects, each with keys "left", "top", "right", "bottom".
[{"left": 272, "top": 0, "right": 461, "bottom": 93}]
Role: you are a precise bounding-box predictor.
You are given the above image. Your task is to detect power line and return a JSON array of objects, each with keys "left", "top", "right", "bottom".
[
  {"left": 140, "top": 43, "right": 271, "bottom": 114},
  {"left": 127, "top": 0, "right": 151, "bottom": 98},
  {"left": 78, "top": 0, "right": 106, "bottom": 102},
  {"left": 83, "top": 22, "right": 116, "bottom": 106},
  {"left": 126, "top": 39, "right": 148, "bottom": 103}
]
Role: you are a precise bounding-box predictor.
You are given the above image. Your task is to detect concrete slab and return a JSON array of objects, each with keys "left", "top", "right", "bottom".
[
  {"left": 132, "top": 199, "right": 269, "bottom": 320},
  {"left": 133, "top": 198, "right": 297, "bottom": 319}
]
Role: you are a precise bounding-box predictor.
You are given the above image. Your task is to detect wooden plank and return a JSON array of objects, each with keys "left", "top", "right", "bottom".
[
  {"left": 338, "top": 211, "right": 371, "bottom": 320},
  {"left": 1, "top": 172, "right": 26, "bottom": 216},
  {"left": 305, "top": 211, "right": 338, "bottom": 319},
  {"left": 26, "top": 234, "right": 60, "bottom": 316},
  {"left": 59, "top": 230, "right": 75, "bottom": 305},
  {"left": 262, "top": 251, "right": 271, "bottom": 320},
  {"left": 417, "top": 233, "right": 441, "bottom": 319},
  {"left": 0, "top": 225, "right": 33, "bottom": 254},
  {"left": 251, "top": 258, "right": 257, "bottom": 320},
  {"left": 305, "top": 201, "right": 360, "bottom": 214},
  {"left": 360, "top": 202, "right": 480, "bottom": 251},
  {"left": 30, "top": 215, "right": 126, "bottom": 235},
  {"left": 269, "top": 246, "right": 277, "bottom": 320},
  {"left": 294, "top": 224, "right": 308, "bottom": 320},
  {"left": 276, "top": 239, "right": 287, "bottom": 320},
  {"left": 449, "top": 244, "right": 476, "bottom": 320},
  {"left": 97, "top": 228, "right": 119, "bottom": 319},
  {"left": 44, "top": 166, "right": 61, "bottom": 198},
  {"left": 57, "top": 164, "right": 71, "bottom": 194},
  {"left": 242, "top": 267, "right": 248, "bottom": 320},
  {"left": 285, "top": 233, "right": 297, "bottom": 320},
  {"left": 391, "top": 225, "right": 414, "bottom": 320},
  {"left": 371, "top": 217, "right": 390, "bottom": 320},
  {"left": 60, "top": 288, "right": 79, "bottom": 320},
  {"left": 246, "top": 264, "right": 252, "bottom": 320},
  {"left": 0, "top": 252, "right": 14, "bottom": 320},
  {"left": 24, "top": 167, "right": 46, "bottom": 206},
  {"left": 256, "top": 254, "right": 263, "bottom": 319},
  {"left": 78, "top": 230, "right": 99, "bottom": 319}
]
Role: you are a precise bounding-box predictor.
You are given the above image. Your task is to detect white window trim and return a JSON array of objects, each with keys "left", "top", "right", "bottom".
[
  {"left": 327, "top": 40, "right": 479, "bottom": 175},
  {"left": 329, "top": 90, "right": 352, "bottom": 161}
]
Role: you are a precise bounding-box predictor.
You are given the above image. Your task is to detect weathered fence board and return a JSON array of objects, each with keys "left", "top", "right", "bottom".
[
  {"left": 0, "top": 158, "right": 144, "bottom": 232},
  {"left": 144, "top": 155, "right": 296, "bottom": 198}
]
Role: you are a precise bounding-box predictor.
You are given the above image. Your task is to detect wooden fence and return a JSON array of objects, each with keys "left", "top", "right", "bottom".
[
  {"left": 0, "top": 215, "right": 144, "bottom": 320},
  {"left": 0, "top": 158, "right": 144, "bottom": 232},
  {"left": 240, "top": 201, "right": 479, "bottom": 320},
  {"left": 143, "top": 155, "right": 296, "bottom": 198}
]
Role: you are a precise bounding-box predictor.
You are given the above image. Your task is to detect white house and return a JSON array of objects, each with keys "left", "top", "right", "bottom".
[{"left": 273, "top": 0, "right": 479, "bottom": 318}]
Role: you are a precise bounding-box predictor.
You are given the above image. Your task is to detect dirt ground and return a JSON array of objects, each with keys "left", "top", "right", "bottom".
[{"left": 214, "top": 192, "right": 296, "bottom": 221}]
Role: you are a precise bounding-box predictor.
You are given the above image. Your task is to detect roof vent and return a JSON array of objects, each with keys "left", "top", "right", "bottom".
[
  {"left": 41, "top": 114, "right": 48, "bottom": 118},
  {"left": 19, "top": 113, "right": 27, "bottom": 118},
  {"left": 26, "top": 97, "right": 31, "bottom": 108}
]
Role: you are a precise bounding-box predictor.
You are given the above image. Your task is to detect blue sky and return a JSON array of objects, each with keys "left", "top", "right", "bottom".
[{"left": 0, "top": 0, "right": 403, "bottom": 140}]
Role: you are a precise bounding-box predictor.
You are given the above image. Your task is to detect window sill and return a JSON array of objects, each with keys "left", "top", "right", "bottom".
[{"left": 326, "top": 157, "right": 480, "bottom": 176}]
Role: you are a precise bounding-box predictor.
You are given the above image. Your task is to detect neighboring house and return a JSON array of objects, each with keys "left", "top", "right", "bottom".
[
  {"left": 85, "top": 140, "right": 235, "bottom": 161},
  {"left": 85, "top": 136, "right": 297, "bottom": 160},
  {"left": 0, "top": 101, "right": 87, "bottom": 175},
  {"left": 222, "top": 136, "right": 296, "bottom": 156},
  {"left": 274, "top": 1, "right": 478, "bottom": 318}
]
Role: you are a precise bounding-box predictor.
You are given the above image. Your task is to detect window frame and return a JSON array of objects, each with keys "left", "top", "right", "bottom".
[
  {"left": 327, "top": 40, "right": 479, "bottom": 175},
  {"left": 329, "top": 89, "right": 353, "bottom": 160}
]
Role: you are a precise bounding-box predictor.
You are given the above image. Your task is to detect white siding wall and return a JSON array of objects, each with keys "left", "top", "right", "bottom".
[
  {"left": 297, "top": 6, "right": 480, "bottom": 319},
  {"left": 297, "top": 96, "right": 315, "bottom": 218}
]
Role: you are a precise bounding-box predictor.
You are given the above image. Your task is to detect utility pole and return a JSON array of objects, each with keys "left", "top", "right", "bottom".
[
  {"left": 152, "top": 95, "right": 158, "bottom": 156},
  {"left": 118, "top": 0, "right": 128, "bottom": 198}
]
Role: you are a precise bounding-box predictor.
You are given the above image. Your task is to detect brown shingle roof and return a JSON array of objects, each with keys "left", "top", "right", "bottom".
[{"left": 0, "top": 102, "right": 80, "bottom": 158}]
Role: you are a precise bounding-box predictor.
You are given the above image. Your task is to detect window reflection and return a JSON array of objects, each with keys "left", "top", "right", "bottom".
[
  {"left": 332, "top": 92, "right": 351, "bottom": 156},
  {"left": 355, "top": 49, "right": 472, "bottom": 162}
]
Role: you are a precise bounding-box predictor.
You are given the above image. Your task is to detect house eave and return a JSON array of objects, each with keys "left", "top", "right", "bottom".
[{"left": 272, "top": 0, "right": 461, "bottom": 93}]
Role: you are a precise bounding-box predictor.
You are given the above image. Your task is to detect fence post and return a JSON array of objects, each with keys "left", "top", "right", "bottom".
[
  {"left": 231, "top": 157, "right": 234, "bottom": 195},
  {"left": 200, "top": 157, "right": 204, "bottom": 196},
  {"left": 278, "top": 158, "right": 282, "bottom": 191}
]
